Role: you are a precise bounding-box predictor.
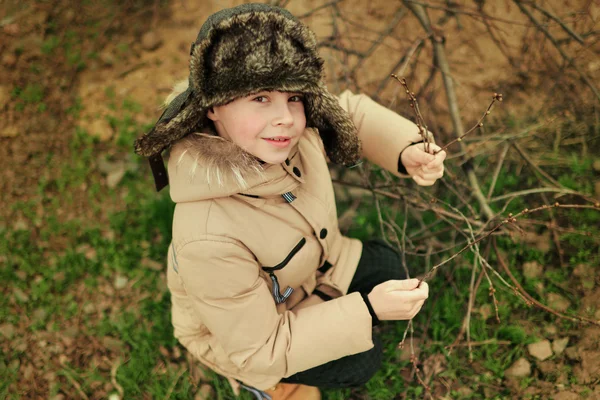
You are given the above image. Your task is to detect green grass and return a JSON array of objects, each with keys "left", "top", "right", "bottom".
[{"left": 2, "top": 96, "right": 599, "bottom": 399}]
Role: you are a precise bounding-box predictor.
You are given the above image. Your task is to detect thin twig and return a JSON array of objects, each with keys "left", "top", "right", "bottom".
[
  {"left": 403, "top": 0, "right": 496, "bottom": 221},
  {"left": 110, "top": 359, "right": 125, "bottom": 398},
  {"left": 514, "top": 0, "right": 600, "bottom": 101},
  {"left": 435, "top": 93, "right": 504, "bottom": 155},
  {"left": 165, "top": 367, "right": 187, "bottom": 400},
  {"left": 486, "top": 143, "right": 510, "bottom": 200},
  {"left": 511, "top": 142, "right": 563, "bottom": 188},
  {"left": 493, "top": 239, "right": 600, "bottom": 326},
  {"left": 390, "top": 74, "right": 432, "bottom": 152},
  {"left": 523, "top": 1, "right": 585, "bottom": 45}
]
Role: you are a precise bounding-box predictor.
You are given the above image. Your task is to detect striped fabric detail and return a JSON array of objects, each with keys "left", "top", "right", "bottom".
[
  {"left": 238, "top": 382, "right": 272, "bottom": 399},
  {"left": 269, "top": 273, "right": 294, "bottom": 304},
  {"left": 282, "top": 191, "right": 296, "bottom": 203}
]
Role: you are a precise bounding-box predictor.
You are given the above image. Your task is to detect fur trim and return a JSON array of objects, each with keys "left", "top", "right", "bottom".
[
  {"left": 176, "top": 133, "right": 264, "bottom": 189},
  {"left": 164, "top": 79, "right": 189, "bottom": 108},
  {"left": 190, "top": 11, "right": 323, "bottom": 107}
]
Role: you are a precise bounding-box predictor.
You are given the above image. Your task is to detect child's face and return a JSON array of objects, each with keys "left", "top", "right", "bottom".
[{"left": 207, "top": 91, "right": 307, "bottom": 165}]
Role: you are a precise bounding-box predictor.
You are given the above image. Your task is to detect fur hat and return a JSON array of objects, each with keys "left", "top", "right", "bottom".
[{"left": 134, "top": 3, "right": 361, "bottom": 191}]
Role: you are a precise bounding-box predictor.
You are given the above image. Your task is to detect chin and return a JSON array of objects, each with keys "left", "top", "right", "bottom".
[{"left": 260, "top": 154, "right": 289, "bottom": 165}]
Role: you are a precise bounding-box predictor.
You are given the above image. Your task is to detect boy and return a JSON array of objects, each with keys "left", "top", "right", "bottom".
[{"left": 134, "top": 3, "right": 445, "bottom": 399}]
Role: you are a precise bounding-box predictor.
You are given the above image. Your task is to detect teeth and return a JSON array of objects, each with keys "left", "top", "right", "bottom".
[{"left": 268, "top": 138, "right": 287, "bottom": 141}]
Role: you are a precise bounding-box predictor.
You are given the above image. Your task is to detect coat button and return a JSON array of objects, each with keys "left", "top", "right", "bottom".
[
  {"left": 285, "top": 159, "right": 290, "bottom": 166},
  {"left": 319, "top": 228, "right": 328, "bottom": 239},
  {"left": 293, "top": 167, "right": 301, "bottom": 177}
]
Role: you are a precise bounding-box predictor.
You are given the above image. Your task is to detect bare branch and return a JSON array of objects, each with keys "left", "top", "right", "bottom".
[
  {"left": 523, "top": 1, "right": 585, "bottom": 45},
  {"left": 514, "top": 0, "right": 600, "bottom": 102},
  {"left": 402, "top": 0, "right": 496, "bottom": 220}
]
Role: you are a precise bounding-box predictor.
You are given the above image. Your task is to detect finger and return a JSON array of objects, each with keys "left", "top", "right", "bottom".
[
  {"left": 417, "top": 170, "right": 444, "bottom": 181},
  {"left": 409, "top": 300, "right": 426, "bottom": 318},
  {"left": 385, "top": 278, "right": 421, "bottom": 291},
  {"left": 389, "top": 287, "right": 429, "bottom": 301},
  {"left": 427, "top": 153, "right": 446, "bottom": 169},
  {"left": 413, "top": 175, "right": 434, "bottom": 187},
  {"left": 409, "top": 146, "right": 436, "bottom": 164},
  {"left": 425, "top": 143, "right": 445, "bottom": 154}
]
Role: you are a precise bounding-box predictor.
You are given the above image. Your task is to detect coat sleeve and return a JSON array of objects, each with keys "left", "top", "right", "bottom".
[
  {"left": 175, "top": 239, "right": 374, "bottom": 378},
  {"left": 337, "top": 89, "right": 426, "bottom": 177}
]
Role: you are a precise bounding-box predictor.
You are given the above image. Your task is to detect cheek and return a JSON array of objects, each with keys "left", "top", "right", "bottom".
[
  {"left": 292, "top": 107, "right": 307, "bottom": 128},
  {"left": 228, "top": 114, "right": 266, "bottom": 144}
]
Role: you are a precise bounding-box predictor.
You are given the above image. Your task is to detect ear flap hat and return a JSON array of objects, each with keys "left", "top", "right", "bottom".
[{"left": 134, "top": 2, "right": 361, "bottom": 191}]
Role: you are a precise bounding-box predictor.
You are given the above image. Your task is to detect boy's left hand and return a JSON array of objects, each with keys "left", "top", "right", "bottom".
[{"left": 401, "top": 143, "right": 446, "bottom": 186}]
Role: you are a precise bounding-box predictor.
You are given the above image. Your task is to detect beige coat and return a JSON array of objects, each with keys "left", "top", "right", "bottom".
[{"left": 166, "top": 90, "right": 422, "bottom": 390}]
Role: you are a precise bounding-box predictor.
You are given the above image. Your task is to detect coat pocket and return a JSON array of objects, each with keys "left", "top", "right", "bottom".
[{"left": 261, "top": 238, "right": 306, "bottom": 304}]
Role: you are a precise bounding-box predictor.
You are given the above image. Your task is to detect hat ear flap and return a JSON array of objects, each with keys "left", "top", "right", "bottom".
[
  {"left": 306, "top": 88, "right": 362, "bottom": 167},
  {"left": 134, "top": 91, "right": 206, "bottom": 157}
]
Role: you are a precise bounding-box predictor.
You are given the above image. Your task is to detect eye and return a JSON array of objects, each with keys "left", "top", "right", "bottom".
[
  {"left": 289, "top": 95, "right": 304, "bottom": 102},
  {"left": 253, "top": 96, "right": 268, "bottom": 103}
]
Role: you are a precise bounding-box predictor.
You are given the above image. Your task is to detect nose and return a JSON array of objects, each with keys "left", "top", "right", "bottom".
[{"left": 272, "top": 101, "right": 294, "bottom": 127}]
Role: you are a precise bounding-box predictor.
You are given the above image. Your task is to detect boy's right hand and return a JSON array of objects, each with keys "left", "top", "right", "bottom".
[{"left": 367, "top": 279, "right": 429, "bottom": 321}]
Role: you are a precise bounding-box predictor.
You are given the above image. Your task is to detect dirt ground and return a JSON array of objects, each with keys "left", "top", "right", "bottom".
[{"left": 1, "top": 0, "right": 599, "bottom": 398}]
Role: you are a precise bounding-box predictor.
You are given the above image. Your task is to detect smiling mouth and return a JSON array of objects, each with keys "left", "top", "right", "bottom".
[{"left": 263, "top": 137, "right": 291, "bottom": 142}]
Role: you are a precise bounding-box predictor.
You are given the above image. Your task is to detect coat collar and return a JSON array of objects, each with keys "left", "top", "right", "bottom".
[{"left": 168, "top": 130, "right": 306, "bottom": 203}]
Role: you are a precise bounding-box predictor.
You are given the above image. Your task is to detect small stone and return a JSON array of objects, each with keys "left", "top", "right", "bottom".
[
  {"left": 14, "top": 338, "right": 27, "bottom": 352},
  {"left": 106, "top": 167, "right": 126, "bottom": 189},
  {"left": 537, "top": 360, "right": 557, "bottom": 375},
  {"left": 141, "top": 31, "right": 162, "bottom": 51},
  {"left": 53, "top": 271, "right": 65, "bottom": 282},
  {"left": 13, "top": 287, "right": 29, "bottom": 302},
  {"left": 478, "top": 304, "right": 492, "bottom": 320},
  {"left": 102, "top": 337, "right": 124, "bottom": 353},
  {"left": 173, "top": 346, "right": 182, "bottom": 359},
  {"left": 82, "top": 118, "right": 113, "bottom": 142},
  {"left": 14, "top": 219, "right": 28, "bottom": 231},
  {"left": 528, "top": 340, "right": 553, "bottom": 361},
  {"left": 547, "top": 293, "right": 571, "bottom": 313},
  {"left": 32, "top": 308, "right": 48, "bottom": 325},
  {"left": 573, "top": 264, "right": 591, "bottom": 277},
  {"left": 544, "top": 325, "right": 558, "bottom": 337},
  {"left": 99, "top": 50, "right": 115, "bottom": 66},
  {"left": 0, "top": 323, "right": 15, "bottom": 339},
  {"left": 142, "top": 257, "right": 163, "bottom": 271},
  {"left": 97, "top": 157, "right": 124, "bottom": 174},
  {"left": 505, "top": 357, "right": 531, "bottom": 377},
  {"left": 195, "top": 384, "right": 214, "bottom": 400},
  {"left": 523, "top": 261, "right": 543, "bottom": 279},
  {"left": 552, "top": 391, "right": 580, "bottom": 400},
  {"left": 534, "top": 281, "right": 545, "bottom": 296},
  {"left": 2, "top": 53, "right": 17, "bottom": 68},
  {"left": 64, "top": 9, "right": 76, "bottom": 23},
  {"left": 76, "top": 244, "right": 97, "bottom": 260},
  {"left": 83, "top": 303, "right": 96, "bottom": 314},
  {"left": 159, "top": 346, "right": 169, "bottom": 358},
  {"left": 114, "top": 275, "right": 128, "bottom": 290},
  {"left": 564, "top": 346, "right": 580, "bottom": 361},
  {"left": 553, "top": 338, "right": 569, "bottom": 355}
]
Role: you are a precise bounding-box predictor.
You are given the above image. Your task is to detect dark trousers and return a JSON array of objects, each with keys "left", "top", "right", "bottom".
[{"left": 280, "top": 239, "right": 408, "bottom": 389}]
